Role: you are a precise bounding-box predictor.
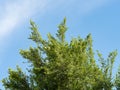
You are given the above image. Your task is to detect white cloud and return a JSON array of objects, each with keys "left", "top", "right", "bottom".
[
  {"left": 0, "top": 0, "right": 47, "bottom": 40},
  {"left": 77, "top": 0, "right": 109, "bottom": 14},
  {"left": 65, "top": 0, "right": 110, "bottom": 15},
  {"left": 0, "top": 0, "right": 111, "bottom": 40},
  {"left": 52, "top": 0, "right": 110, "bottom": 14}
]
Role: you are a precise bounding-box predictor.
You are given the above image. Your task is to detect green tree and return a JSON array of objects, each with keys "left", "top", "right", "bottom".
[
  {"left": 2, "top": 18, "right": 118, "bottom": 90},
  {"left": 97, "top": 50, "right": 117, "bottom": 90},
  {"left": 115, "top": 66, "right": 120, "bottom": 90}
]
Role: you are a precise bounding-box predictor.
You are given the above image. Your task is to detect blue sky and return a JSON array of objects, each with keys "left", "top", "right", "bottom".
[{"left": 0, "top": 0, "right": 120, "bottom": 89}]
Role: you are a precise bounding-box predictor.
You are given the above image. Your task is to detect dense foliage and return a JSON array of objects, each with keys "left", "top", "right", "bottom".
[{"left": 2, "top": 18, "right": 120, "bottom": 90}]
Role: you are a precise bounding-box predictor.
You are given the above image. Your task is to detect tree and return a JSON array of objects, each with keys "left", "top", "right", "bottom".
[
  {"left": 2, "top": 18, "right": 118, "bottom": 90},
  {"left": 115, "top": 66, "right": 120, "bottom": 90},
  {"left": 97, "top": 50, "right": 117, "bottom": 90}
]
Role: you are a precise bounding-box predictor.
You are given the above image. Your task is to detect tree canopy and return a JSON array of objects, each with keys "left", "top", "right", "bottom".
[{"left": 2, "top": 18, "right": 120, "bottom": 90}]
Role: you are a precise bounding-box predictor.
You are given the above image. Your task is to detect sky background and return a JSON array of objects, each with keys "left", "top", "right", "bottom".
[{"left": 0, "top": 0, "right": 120, "bottom": 89}]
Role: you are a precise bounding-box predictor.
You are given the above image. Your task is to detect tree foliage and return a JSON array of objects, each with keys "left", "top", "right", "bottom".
[{"left": 2, "top": 18, "right": 119, "bottom": 90}]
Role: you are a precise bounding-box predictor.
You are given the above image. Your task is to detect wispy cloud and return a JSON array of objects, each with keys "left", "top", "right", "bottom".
[
  {"left": 56, "top": 0, "right": 110, "bottom": 15},
  {"left": 76, "top": 0, "right": 109, "bottom": 14},
  {"left": 0, "top": 0, "right": 47, "bottom": 40},
  {"left": 0, "top": 0, "right": 111, "bottom": 40}
]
